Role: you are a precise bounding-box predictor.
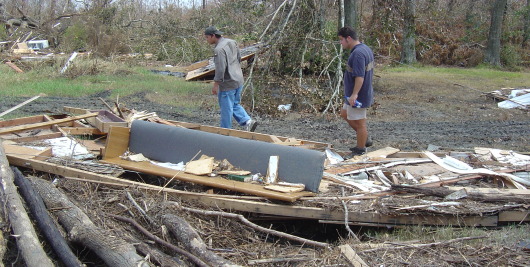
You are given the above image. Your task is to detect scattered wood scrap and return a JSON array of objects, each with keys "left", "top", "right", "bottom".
[{"left": 1, "top": 107, "right": 529, "bottom": 266}]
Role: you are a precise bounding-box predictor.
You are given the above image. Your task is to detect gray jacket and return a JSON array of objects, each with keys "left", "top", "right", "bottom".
[{"left": 213, "top": 37, "right": 244, "bottom": 91}]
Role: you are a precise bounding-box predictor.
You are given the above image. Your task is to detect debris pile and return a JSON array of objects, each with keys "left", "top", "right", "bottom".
[{"left": 0, "top": 101, "right": 528, "bottom": 266}]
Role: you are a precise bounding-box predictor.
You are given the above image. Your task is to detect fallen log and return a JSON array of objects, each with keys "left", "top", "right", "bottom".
[
  {"left": 0, "top": 144, "right": 54, "bottom": 267},
  {"left": 134, "top": 242, "right": 181, "bottom": 267},
  {"left": 28, "top": 177, "right": 149, "bottom": 267},
  {"left": 108, "top": 213, "right": 208, "bottom": 267},
  {"left": 391, "top": 185, "right": 529, "bottom": 203},
  {"left": 168, "top": 201, "right": 329, "bottom": 248},
  {"left": 11, "top": 167, "right": 83, "bottom": 267},
  {"left": 161, "top": 214, "right": 236, "bottom": 267}
]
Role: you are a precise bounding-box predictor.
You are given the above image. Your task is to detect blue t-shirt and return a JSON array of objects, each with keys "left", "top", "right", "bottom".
[{"left": 343, "top": 43, "right": 374, "bottom": 108}]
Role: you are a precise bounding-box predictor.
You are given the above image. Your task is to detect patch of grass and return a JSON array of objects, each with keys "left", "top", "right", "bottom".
[
  {"left": 366, "top": 224, "right": 530, "bottom": 247},
  {"left": 0, "top": 59, "right": 211, "bottom": 111},
  {"left": 381, "top": 65, "right": 530, "bottom": 92}
]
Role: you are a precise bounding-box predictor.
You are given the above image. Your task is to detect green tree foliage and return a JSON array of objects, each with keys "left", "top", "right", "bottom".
[{"left": 60, "top": 22, "right": 89, "bottom": 52}]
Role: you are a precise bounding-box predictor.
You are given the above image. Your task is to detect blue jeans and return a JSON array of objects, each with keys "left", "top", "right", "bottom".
[{"left": 218, "top": 86, "right": 251, "bottom": 128}]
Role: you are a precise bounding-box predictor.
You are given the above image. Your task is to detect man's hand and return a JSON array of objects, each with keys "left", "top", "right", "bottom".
[
  {"left": 349, "top": 94, "right": 358, "bottom": 106},
  {"left": 212, "top": 82, "right": 219, "bottom": 95}
]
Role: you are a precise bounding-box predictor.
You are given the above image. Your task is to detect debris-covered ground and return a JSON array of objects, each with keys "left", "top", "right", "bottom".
[{"left": 1, "top": 78, "right": 529, "bottom": 266}]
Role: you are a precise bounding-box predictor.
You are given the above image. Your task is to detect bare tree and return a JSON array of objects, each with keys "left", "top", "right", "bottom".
[
  {"left": 344, "top": 0, "right": 357, "bottom": 30},
  {"left": 484, "top": 0, "right": 508, "bottom": 66},
  {"left": 400, "top": 0, "right": 416, "bottom": 64},
  {"left": 523, "top": 0, "right": 530, "bottom": 47}
]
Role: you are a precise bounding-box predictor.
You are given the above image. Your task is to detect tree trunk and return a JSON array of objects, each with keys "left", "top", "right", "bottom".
[
  {"left": 0, "top": 144, "right": 54, "bottom": 267},
  {"left": 161, "top": 214, "right": 234, "bottom": 267},
  {"left": 523, "top": 0, "right": 530, "bottom": 47},
  {"left": 12, "top": 167, "right": 83, "bottom": 267},
  {"left": 464, "top": 1, "right": 476, "bottom": 32},
  {"left": 484, "top": 0, "right": 508, "bottom": 66},
  {"left": 28, "top": 177, "right": 149, "bottom": 267},
  {"left": 400, "top": 0, "right": 417, "bottom": 64},
  {"left": 344, "top": 0, "right": 357, "bottom": 30}
]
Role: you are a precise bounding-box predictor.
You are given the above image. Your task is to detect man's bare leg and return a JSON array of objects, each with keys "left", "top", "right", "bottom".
[{"left": 341, "top": 109, "right": 368, "bottom": 149}]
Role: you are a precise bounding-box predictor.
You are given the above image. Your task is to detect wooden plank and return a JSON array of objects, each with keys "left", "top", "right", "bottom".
[
  {"left": 264, "top": 184, "right": 304, "bottom": 193},
  {"left": 0, "top": 115, "right": 46, "bottom": 128},
  {"left": 190, "top": 197, "right": 498, "bottom": 227},
  {"left": 59, "top": 127, "right": 106, "bottom": 135},
  {"left": 186, "top": 53, "right": 255, "bottom": 81},
  {"left": 166, "top": 120, "right": 330, "bottom": 149},
  {"left": 63, "top": 106, "right": 90, "bottom": 115},
  {"left": 3, "top": 142, "right": 52, "bottom": 160},
  {"left": 338, "top": 245, "right": 368, "bottom": 267},
  {"left": 0, "top": 113, "right": 98, "bottom": 135},
  {"left": 5, "top": 154, "right": 231, "bottom": 199},
  {"left": 102, "top": 157, "right": 313, "bottom": 202},
  {"left": 11, "top": 132, "right": 63, "bottom": 143},
  {"left": 498, "top": 211, "right": 530, "bottom": 222},
  {"left": 446, "top": 186, "right": 530, "bottom": 196},
  {"left": 5, "top": 61, "right": 24, "bottom": 73},
  {"left": 102, "top": 127, "right": 130, "bottom": 159},
  {"left": 0, "top": 94, "right": 43, "bottom": 117},
  {"left": 184, "top": 60, "right": 209, "bottom": 71},
  {"left": 366, "top": 147, "right": 400, "bottom": 158}
]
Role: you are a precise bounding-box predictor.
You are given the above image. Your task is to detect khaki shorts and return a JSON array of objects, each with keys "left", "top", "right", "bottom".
[{"left": 343, "top": 103, "right": 367, "bottom": 120}]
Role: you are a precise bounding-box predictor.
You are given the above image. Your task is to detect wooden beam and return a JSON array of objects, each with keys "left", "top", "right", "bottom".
[
  {"left": 0, "top": 94, "right": 43, "bottom": 118},
  {"left": 188, "top": 197, "right": 498, "bottom": 227},
  {"left": 5, "top": 61, "right": 24, "bottom": 73},
  {"left": 12, "top": 132, "right": 63, "bottom": 143},
  {"left": 338, "top": 244, "right": 368, "bottom": 267},
  {"left": 0, "top": 115, "right": 46, "bottom": 128},
  {"left": 498, "top": 211, "right": 530, "bottom": 222},
  {"left": 0, "top": 113, "right": 98, "bottom": 135},
  {"left": 166, "top": 120, "right": 330, "bottom": 149},
  {"left": 102, "top": 157, "right": 313, "bottom": 202},
  {"left": 59, "top": 127, "right": 106, "bottom": 135}
]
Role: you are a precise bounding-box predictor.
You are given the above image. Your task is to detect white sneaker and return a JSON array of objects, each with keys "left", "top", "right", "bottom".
[{"left": 244, "top": 119, "right": 258, "bottom": 132}]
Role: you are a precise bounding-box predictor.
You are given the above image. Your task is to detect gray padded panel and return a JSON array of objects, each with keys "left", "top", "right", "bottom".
[{"left": 129, "top": 120, "right": 325, "bottom": 192}]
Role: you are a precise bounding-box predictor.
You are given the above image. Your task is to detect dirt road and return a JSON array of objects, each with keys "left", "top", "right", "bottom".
[{"left": 2, "top": 89, "right": 528, "bottom": 153}]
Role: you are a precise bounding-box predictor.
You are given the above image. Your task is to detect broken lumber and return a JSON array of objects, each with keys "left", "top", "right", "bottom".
[
  {"left": 5, "top": 61, "right": 24, "bottom": 73},
  {"left": 338, "top": 244, "right": 368, "bottom": 267},
  {"left": 28, "top": 177, "right": 149, "bottom": 267},
  {"left": 161, "top": 214, "right": 235, "bottom": 267},
  {"left": 391, "top": 185, "right": 529, "bottom": 203},
  {"left": 12, "top": 167, "right": 83, "bottom": 267},
  {"left": 0, "top": 144, "right": 54, "bottom": 267},
  {"left": 0, "top": 94, "right": 44, "bottom": 118},
  {"left": 0, "top": 113, "right": 98, "bottom": 135}
]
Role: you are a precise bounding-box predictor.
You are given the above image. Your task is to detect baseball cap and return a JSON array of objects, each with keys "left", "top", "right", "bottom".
[{"left": 204, "top": 26, "right": 223, "bottom": 35}]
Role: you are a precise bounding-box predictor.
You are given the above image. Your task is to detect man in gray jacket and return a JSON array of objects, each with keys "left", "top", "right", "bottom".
[{"left": 204, "top": 26, "right": 257, "bottom": 131}]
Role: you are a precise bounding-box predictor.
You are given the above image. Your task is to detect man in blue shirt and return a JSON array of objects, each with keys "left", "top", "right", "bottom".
[
  {"left": 204, "top": 26, "right": 257, "bottom": 132},
  {"left": 338, "top": 26, "right": 374, "bottom": 156}
]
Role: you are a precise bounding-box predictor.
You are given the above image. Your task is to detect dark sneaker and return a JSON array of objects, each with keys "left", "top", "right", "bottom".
[
  {"left": 366, "top": 137, "right": 373, "bottom": 147},
  {"left": 349, "top": 147, "right": 367, "bottom": 156},
  {"left": 245, "top": 119, "right": 258, "bottom": 132}
]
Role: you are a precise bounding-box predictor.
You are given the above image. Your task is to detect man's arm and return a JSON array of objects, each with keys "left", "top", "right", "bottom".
[
  {"left": 349, "top": 76, "right": 364, "bottom": 106},
  {"left": 213, "top": 47, "right": 227, "bottom": 83}
]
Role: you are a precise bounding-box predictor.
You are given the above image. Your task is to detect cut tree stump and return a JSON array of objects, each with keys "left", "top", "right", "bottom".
[
  {"left": 28, "top": 177, "right": 149, "bottom": 267},
  {"left": 0, "top": 143, "right": 54, "bottom": 267}
]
